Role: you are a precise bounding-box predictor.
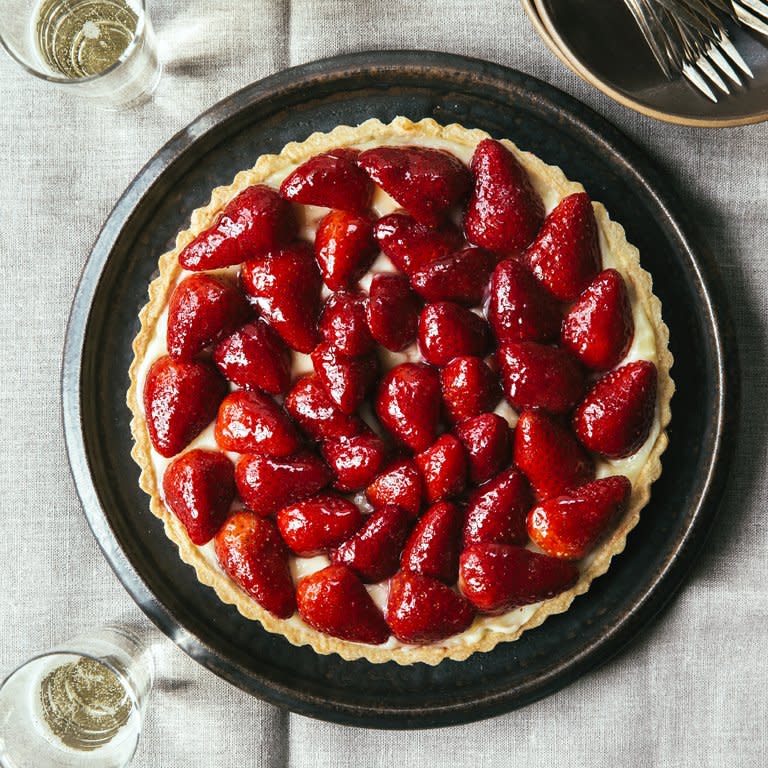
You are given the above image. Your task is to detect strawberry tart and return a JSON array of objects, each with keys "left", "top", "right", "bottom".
[{"left": 128, "top": 117, "right": 673, "bottom": 665}]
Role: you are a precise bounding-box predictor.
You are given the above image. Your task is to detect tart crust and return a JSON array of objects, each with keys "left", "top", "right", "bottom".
[{"left": 127, "top": 117, "right": 674, "bottom": 665}]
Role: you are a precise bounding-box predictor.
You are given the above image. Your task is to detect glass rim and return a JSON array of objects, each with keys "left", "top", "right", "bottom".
[{"left": 0, "top": 0, "right": 148, "bottom": 86}]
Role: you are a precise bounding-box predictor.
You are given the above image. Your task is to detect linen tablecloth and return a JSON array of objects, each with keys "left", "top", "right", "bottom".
[{"left": 1, "top": 2, "right": 766, "bottom": 765}]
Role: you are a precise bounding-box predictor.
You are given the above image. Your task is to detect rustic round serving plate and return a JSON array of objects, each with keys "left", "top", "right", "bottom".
[{"left": 62, "top": 51, "right": 738, "bottom": 728}]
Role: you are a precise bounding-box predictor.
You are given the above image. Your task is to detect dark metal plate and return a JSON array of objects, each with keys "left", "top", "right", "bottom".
[{"left": 62, "top": 51, "right": 738, "bottom": 728}]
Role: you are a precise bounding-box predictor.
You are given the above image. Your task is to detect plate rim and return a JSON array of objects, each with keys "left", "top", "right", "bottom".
[
  {"left": 525, "top": 0, "right": 768, "bottom": 128},
  {"left": 61, "top": 50, "right": 740, "bottom": 728}
]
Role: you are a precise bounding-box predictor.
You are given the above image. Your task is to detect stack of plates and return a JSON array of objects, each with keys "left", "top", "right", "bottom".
[{"left": 522, "top": 0, "right": 768, "bottom": 126}]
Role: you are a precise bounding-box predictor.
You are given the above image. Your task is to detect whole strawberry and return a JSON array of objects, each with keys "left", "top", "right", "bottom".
[
  {"left": 215, "top": 512, "right": 296, "bottom": 618},
  {"left": 366, "top": 273, "right": 421, "bottom": 352},
  {"left": 418, "top": 302, "right": 492, "bottom": 366},
  {"left": 277, "top": 493, "right": 363, "bottom": 556},
  {"left": 366, "top": 458, "right": 424, "bottom": 519},
  {"left": 297, "top": 565, "right": 390, "bottom": 644},
  {"left": 311, "top": 343, "right": 378, "bottom": 415},
  {"left": 415, "top": 434, "right": 467, "bottom": 503},
  {"left": 524, "top": 192, "right": 601, "bottom": 301},
  {"left": 285, "top": 375, "right": 364, "bottom": 441},
  {"left": 163, "top": 450, "right": 235, "bottom": 545},
  {"left": 455, "top": 413, "right": 512, "bottom": 485},
  {"left": 319, "top": 290, "right": 375, "bottom": 356},
  {"left": 410, "top": 246, "right": 498, "bottom": 307},
  {"left": 314, "top": 210, "right": 377, "bottom": 291},
  {"left": 527, "top": 475, "right": 631, "bottom": 559},
  {"left": 440, "top": 356, "right": 501, "bottom": 425},
  {"left": 573, "top": 360, "right": 658, "bottom": 458},
  {"left": 464, "top": 139, "right": 544, "bottom": 255},
  {"left": 143, "top": 356, "right": 227, "bottom": 458},
  {"left": 400, "top": 501, "right": 463, "bottom": 584},
  {"left": 322, "top": 431, "right": 388, "bottom": 492}
]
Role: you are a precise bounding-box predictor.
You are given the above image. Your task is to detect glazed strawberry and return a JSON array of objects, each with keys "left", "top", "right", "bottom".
[
  {"left": 277, "top": 493, "right": 362, "bottom": 556},
  {"left": 387, "top": 571, "right": 475, "bottom": 643},
  {"left": 418, "top": 302, "right": 492, "bottom": 366},
  {"left": 310, "top": 343, "right": 378, "bottom": 415},
  {"left": 464, "top": 139, "right": 544, "bottom": 255},
  {"left": 163, "top": 450, "right": 235, "bottom": 545},
  {"left": 319, "top": 290, "right": 375, "bottom": 356},
  {"left": 366, "top": 273, "right": 421, "bottom": 352},
  {"left": 143, "top": 356, "right": 227, "bottom": 458},
  {"left": 573, "top": 360, "right": 657, "bottom": 458},
  {"left": 514, "top": 410, "right": 594, "bottom": 501},
  {"left": 365, "top": 458, "right": 424, "bottom": 519},
  {"left": 374, "top": 212, "right": 462, "bottom": 274},
  {"left": 331, "top": 505, "right": 411, "bottom": 582},
  {"left": 240, "top": 242, "right": 322, "bottom": 353},
  {"left": 497, "top": 341, "right": 585, "bottom": 415},
  {"left": 297, "top": 565, "right": 389, "bottom": 644},
  {"left": 215, "top": 512, "right": 295, "bottom": 618},
  {"left": 409, "top": 246, "right": 497, "bottom": 306},
  {"left": 463, "top": 467, "right": 531, "bottom": 547},
  {"left": 487, "top": 258, "right": 561, "bottom": 344},
  {"left": 455, "top": 413, "right": 512, "bottom": 485},
  {"left": 285, "top": 376, "right": 364, "bottom": 441},
  {"left": 459, "top": 543, "right": 579, "bottom": 614},
  {"left": 321, "top": 431, "right": 388, "bottom": 492},
  {"left": 358, "top": 146, "right": 471, "bottom": 227},
  {"left": 528, "top": 475, "right": 631, "bottom": 559},
  {"left": 561, "top": 269, "right": 634, "bottom": 371},
  {"left": 214, "top": 390, "right": 300, "bottom": 456},
  {"left": 166, "top": 274, "right": 251, "bottom": 361},
  {"left": 400, "top": 501, "right": 463, "bottom": 583},
  {"left": 279, "top": 148, "right": 373, "bottom": 213},
  {"left": 213, "top": 319, "right": 292, "bottom": 395},
  {"left": 524, "top": 192, "right": 601, "bottom": 301},
  {"left": 439, "top": 356, "right": 500, "bottom": 424},
  {"left": 375, "top": 363, "right": 441, "bottom": 452},
  {"left": 235, "top": 451, "right": 331, "bottom": 516},
  {"left": 314, "top": 210, "right": 377, "bottom": 291},
  {"left": 415, "top": 434, "right": 467, "bottom": 503},
  {"left": 179, "top": 185, "right": 295, "bottom": 270}
]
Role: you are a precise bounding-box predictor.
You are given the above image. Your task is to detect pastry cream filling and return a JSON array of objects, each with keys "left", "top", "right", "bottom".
[{"left": 134, "top": 135, "right": 661, "bottom": 651}]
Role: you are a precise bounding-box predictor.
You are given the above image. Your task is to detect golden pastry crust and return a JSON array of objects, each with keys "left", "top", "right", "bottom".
[{"left": 127, "top": 117, "right": 674, "bottom": 665}]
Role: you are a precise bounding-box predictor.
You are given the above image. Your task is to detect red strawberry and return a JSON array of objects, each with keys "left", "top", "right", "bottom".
[
  {"left": 235, "top": 451, "right": 331, "bottom": 516},
  {"left": 163, "top": 449, "right": 235, "bottom": 545},
  {"left": 358, "top": 147, "right": 471, "bottom": 227},
  {"left": 166, "top": 274, "right": 251, "bottom": 361},
  {"left": 514, "top": 410, "right": 594, "bottom": 501},
  {"left": 375, "top": 363, "right": 441, "bottom": 452},
  {"left": 497, "top": 341, "right": 585, "bottom": 415},
  {"left": 415, "top": 434, "right": 467, "bottom": 503},
  {"left": 418, "top": 302, "right": 492, "bottom": 366},
  {"left": 573, "top": 360, "right": 657, "bottom": 459},
  {"left": 213, "top": 318, "right": 292, "bottom": 395},
  {"left": 321, "top": 431, "right": 388, "bottom": 492},
  {"left": 463, "top": 466, "right": 531, "bottom": 547},
  {"left": 464, "top": 139, "right": 544, "bottom": 255},
  {"left": 319, "top": 290, "right": 375, "bottom": 356},
  {"left": 488, "top": 258, "right": 561, "bottom": 344},
  {"left": 366, "top": 458, "right": 424, "bottom": 519},
  {"left": 279, "top": 148, "right": 372, "bottom": 213},
  {"left": 387, "top": 571, "right": 475, "bottom": 643},
  {"left": 179, "top": 185, "right": 295, "bottom": 270},
  {"left": 240, "top": 242, "right": 322, "bottom": 353},
  {"left": 455, "top": 413, "right": 512, "bottom": 485},
  {"left": 439, "top": 356, "right": 501, "bottom": 424},
  {"left": 277, "top": 493, "right": 362, "bottom": 556},
  {"left": 314, "top": 210, "right": 377, "bottom": 291},
  {"left": 285, "top": 376, "right": 364, "bottom": 441},
  {"left": 459, "top": 543, "right": 579, "bottom": 614},
  {"left": 214, "top": 390, "right": 300, "bottom": 456},
  {"left": 524, "top": 192, "right": 601, "bottom": 301},
  {"left": 561, "top": 269, "right": 634, "bottom": 371},
  {"left": 143, "top": 355, "right": 227, "bottom": 458},
  {"left": 310, "top": 343, "right": 378, "bottom": 415},
  {"left": 409, "top": 246, "right": 497, "bottom": 306},
  {"left": 215, "top": 512, "right": 295, "bottom": 618},
  {"left": 331, "top": 505, "right": 412, "bottom": 582},
  {"left": 297, "top": 565, "right": 389, "bottom": 644},
  {"left": 374, "top": 212, "right": 463, "bottom": 274},
  {"left": 366, "top": 273, "right": 421, "bottom": 352},
  {"left": 400, "top": 501, "right": 463, "bottom": 583},
  {"left": 528, "top": 475, "right": 631, "bottom": 559}
]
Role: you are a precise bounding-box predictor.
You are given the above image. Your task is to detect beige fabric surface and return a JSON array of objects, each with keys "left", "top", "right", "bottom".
[{"left": 0, "top": 1, "right": 765, "bottom": 766}]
